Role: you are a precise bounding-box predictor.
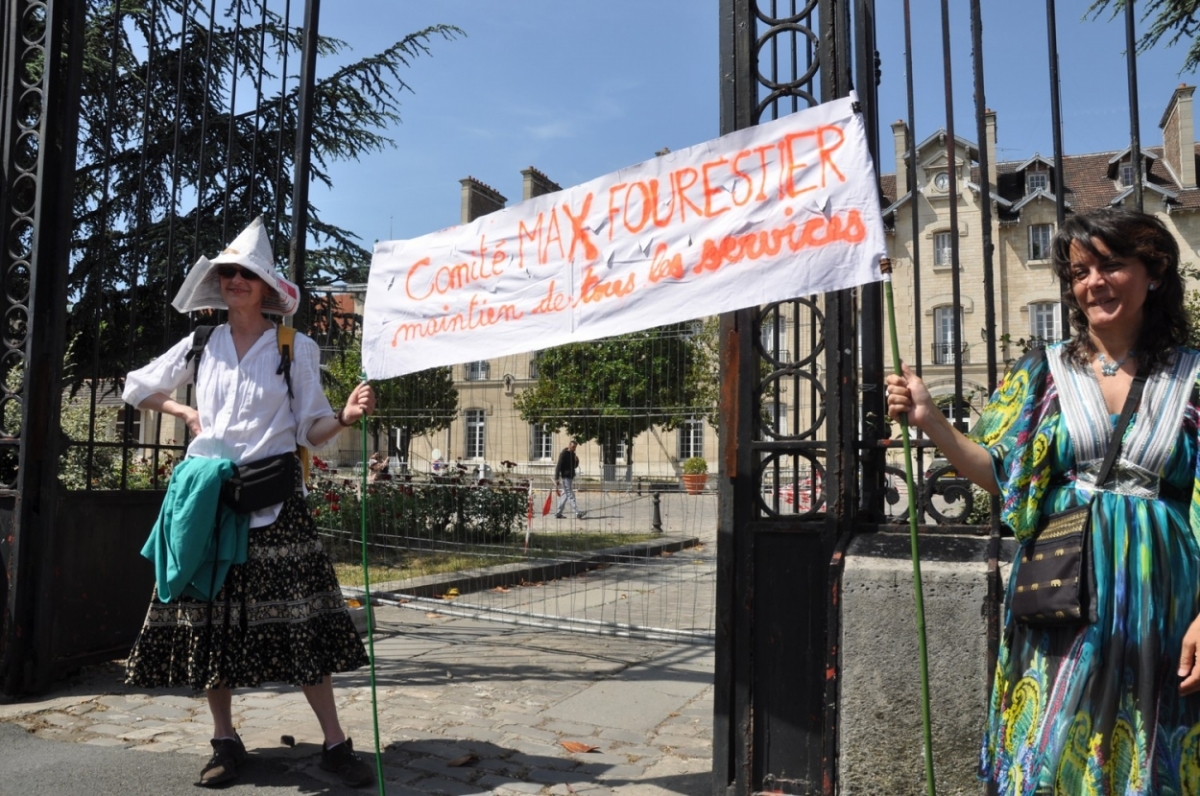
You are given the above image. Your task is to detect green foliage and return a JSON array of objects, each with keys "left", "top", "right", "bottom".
[
  {"left": 322, "top": 337, "right": 457, "bottom": 457},
  {"left": 681, "top": 456, "right": 708, "bottom": 475},
  {"left": 308, "top": 467, "right": 527, "bottom": 559},
  {"left": 515, "top": 323, "right": 718, "bottom": 465},
  {"left": 1089, "top": 0, "right": 1200, "bottom": 73},
  {"left": 68, "top": 2, "right": 462, "bottom": 394},
  {"left": 965, "top": 484, "right": 994, "bottom": 527},
  {"left": 57, "top": 396, "right": 179, "bottom": 490}
]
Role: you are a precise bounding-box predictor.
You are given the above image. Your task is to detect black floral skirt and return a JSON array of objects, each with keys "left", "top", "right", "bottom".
[{"left": 125, "top": 494, "right": 368, "bottom": 690}]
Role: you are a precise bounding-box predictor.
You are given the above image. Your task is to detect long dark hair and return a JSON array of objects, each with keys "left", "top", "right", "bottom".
[{"left": 1050, "top": 207, "right": 1188, "bottom": 369}]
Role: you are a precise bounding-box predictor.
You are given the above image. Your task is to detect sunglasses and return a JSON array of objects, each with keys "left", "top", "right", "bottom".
[{"left": 215, "top": 265, "right": 261, "bottom": 281}]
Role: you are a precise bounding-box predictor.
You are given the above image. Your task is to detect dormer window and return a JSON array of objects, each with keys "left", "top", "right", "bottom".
[
  {"left": 1027, "top": 172, "right": 1049, "bottom": 193},
  {"left": 1120, "top": 163, "right": 1135, "bottom": 187}
]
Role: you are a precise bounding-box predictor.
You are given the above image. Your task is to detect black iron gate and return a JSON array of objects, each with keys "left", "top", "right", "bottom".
[{"left": 0, "top": 0, "right": 327, "bottom": 695}]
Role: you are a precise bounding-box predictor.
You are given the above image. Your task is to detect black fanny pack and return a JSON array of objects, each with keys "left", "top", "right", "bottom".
[{"left": 222, "top": 453, "right": 299, "bottom": 513}]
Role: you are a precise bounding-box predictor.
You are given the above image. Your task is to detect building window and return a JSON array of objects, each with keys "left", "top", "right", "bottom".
[
  {"left": 1028, "top": 224, "right": 1053, "bottom": 260},
  {"left": 465, "top": 409, "right": 486, "bottom": 459},
  {"left": 528, "top": 353, "right": 540, "bottom": 380},
  {"left": 760, "top": 318, "right": 789, "bottom": 361},
  {"left": 679, "top": 419, "right": 704, "bottom": 460},
  {"left": 1029, "top": 302, "right": 1061, "bottom": 346},
  {"left": 933, "top": 231, "right": 953, "bottom": 267},
  {"left": 530, "top": 424, "right": 553, "bottom": 461},
  {"left": 939, "top": 396, "right": 972, "bottom": 428},
  {"left": 764, "top": 403, "right": 789, "bottom": 437},
  {"left": 465, "top": 361, "right": 490, "bottom": 381},
  {"left": 600, "top": 439, "right": 628, "bottom": 463},
  {"left": 116, "top": 407, "right": 143, "bottom": 443},
  {"left": 1027, "top": 171, "right": 1049, "bottom": 193},
  {"left": 1120, "top": 162, "right": 1136, "bottom": 187},
  {"left": 933, "top": 306, "right": 965, "bottom": 365}
]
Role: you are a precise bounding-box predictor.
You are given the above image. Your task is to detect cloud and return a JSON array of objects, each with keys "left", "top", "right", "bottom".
[{"left": 525, "top": 120, "right": 576, "bottom": 140}]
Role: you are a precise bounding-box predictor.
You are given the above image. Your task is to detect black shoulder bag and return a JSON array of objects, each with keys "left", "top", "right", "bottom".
[
  {"left": 221, "top": 452, "right": 299, "bottom": 514},
  {"left": 1011, "top": 364, "right": 1148, "bottom": 626}
]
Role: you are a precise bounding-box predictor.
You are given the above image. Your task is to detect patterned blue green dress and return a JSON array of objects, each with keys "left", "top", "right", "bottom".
[{"left": 973, "top": 343, "right": 1200, "bottom": 795}]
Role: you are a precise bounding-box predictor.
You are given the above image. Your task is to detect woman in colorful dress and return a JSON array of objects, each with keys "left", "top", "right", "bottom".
[
  {"left": 123, "top": 218, "right": 377, "bottom": 788},
  {"left": 886, "top": 206, "right": 1200, "bottom": 794}
]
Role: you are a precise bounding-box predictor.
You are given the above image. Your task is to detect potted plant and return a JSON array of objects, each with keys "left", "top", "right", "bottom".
[{"left": 681, "top": 457, "right": 708, "bottom": 495}]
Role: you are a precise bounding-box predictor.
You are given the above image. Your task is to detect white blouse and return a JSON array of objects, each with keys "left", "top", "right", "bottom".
[{"left": 123, "top": 325, "right": 335, "bottom": 527}]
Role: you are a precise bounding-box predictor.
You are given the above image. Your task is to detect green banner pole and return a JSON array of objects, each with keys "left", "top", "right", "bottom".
[
  {"left": 881, "top": 258, "right": 937, "bottom": 796},
  {"left": 356, "top": 375, "right": 385, "bottom": 794}
]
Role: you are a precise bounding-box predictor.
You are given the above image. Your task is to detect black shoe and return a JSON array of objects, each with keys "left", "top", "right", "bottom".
[
  {"left": 198, "top": 736, "right": 247, "bottom": 787},
  {"left": 576, "top": 511, "right": 586, "bottom": 519},
  {"left": 320, "top": 737, "right": 374, "bottom": 788},
  {"left": 554, "top": 513, "right": 564, "bottom": 519}
]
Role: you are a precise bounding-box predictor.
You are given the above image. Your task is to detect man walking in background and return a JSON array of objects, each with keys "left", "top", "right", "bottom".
[{"left": 554, "top": 440, "right": 585, "bottom": 520}]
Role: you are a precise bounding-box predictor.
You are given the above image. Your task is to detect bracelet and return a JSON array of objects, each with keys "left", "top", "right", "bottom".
[{"left": 336, "top": 408, "right": 354, "bottom": 427}]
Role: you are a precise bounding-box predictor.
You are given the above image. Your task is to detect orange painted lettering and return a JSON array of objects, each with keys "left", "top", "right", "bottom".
[
  {"left": 816, "top": 124, "right": 847, "bottom": 186},
  {"left": 606, "top": 183, "right": 627, "bottom": 242},
  {"left": 648, "top": 243, "right": 685, "bottom": 283},
  {"left": 622, "top": 182, "right": 652, "bottom": 234},
  {"left": 670, "top": 167, "right": 704, "bottom": 222},
  {"left": 702, "top": 157, "right": 731, "bottom": 218},
  {"left": 580, "top": 266, "right": 636, "bottom": 304},
  {"left": 562, "top": 194, "right": 600, "bottom": 262},
  {"left": 531, "top": 279, "right": 572, "bottom": 315},
  {"left": 649, "top": 178, "right": 676, "bottom": 227},
  {"left": 517, "top": 213, "right": 544, "bottom": 269},
  {"left": 730, "top": 150, "right": 756, "bottom": 206},
  {"left": 539, "top": 208, "right": 565, "bottom": 264}
]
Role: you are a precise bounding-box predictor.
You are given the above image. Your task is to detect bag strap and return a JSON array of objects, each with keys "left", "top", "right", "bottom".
[
  {"left": 274, "top": 324, "right": 311, "bottom": 484},
  {"left": 1094, "top": 364, "right": 1150, "bottom": 488},
  {"left": 275, "top": 323, "right": 295, "bottom": 400},
  {"left": 185, "top": 325, "right": 217, "bottom": 385}
]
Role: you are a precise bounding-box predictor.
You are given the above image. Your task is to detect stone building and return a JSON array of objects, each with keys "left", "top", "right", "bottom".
[{"left": 878, "top": 83, "right": 1200, "bottom": 415}]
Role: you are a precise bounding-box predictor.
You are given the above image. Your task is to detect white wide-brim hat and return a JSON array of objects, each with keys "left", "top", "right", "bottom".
[{"left": 171, "top": 216, "right": 300, "bottom": 317}]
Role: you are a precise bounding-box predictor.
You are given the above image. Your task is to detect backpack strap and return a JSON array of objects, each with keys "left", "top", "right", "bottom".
[
  {"left": 184, "top": 325, "right": 217, "bottom": 385},
  {"left": 274, "top": 324, "right": 311, "bottom": 484},
  {"left": 275, "top": 323, "right": 295, "bottom": 400}
]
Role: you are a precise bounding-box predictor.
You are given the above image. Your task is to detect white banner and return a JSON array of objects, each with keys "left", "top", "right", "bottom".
[{"left": 363, "top": 94, "right": 887, "bottom": 379}]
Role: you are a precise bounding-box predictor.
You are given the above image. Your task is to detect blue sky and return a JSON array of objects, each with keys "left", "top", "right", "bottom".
[{"left": 313, "top": 1, "right": 1193, "bottom": 250}]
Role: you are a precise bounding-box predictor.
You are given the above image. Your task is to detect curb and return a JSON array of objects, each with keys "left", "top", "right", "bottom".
[{"left": 343, "top": 534, "right": 699, "bottom": 618}]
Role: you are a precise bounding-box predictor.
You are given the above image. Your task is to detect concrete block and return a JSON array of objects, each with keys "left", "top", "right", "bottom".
[{"left": 838, "top": 533, "right": 1015, "bottom": 796}]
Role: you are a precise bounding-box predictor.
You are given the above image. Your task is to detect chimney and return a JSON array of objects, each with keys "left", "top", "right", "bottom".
[
  {"left": 521, "top": 167, "right": 562, "bottom": 201},
  {"left": 891, "top": 120, "right": 909, "bottom": 195},
  {"left": 1159, "top": 84, "right": 1196, "bottom": 189},
  {"left": 984, "top": 109, "right": 998, "bottom": 189},
  {"left": 459, "top": 177, "right": 507, "bottom": 223}
]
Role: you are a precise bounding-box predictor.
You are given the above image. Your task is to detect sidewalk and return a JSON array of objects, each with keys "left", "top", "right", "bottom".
[{"left": 0, "top": 607, "right": 714, "bottom": 795}]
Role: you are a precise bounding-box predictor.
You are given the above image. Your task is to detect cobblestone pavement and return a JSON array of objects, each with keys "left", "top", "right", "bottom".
[{"left": 0, "top": 607, "right": 713, "bottom": 795}]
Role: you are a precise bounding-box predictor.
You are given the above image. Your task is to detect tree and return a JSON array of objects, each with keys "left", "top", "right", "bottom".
[
  {"left": 1089, "top": 0, "right": 1200, "bottom": 73},
  {"left": 65, "top": 1, "right": 462, "bottom": 397},
  {"left": 514, "top": 322, "right": 718, "bottom": 468},
  {"left": 323, "top": 339, "right": 458, "bottom": 463}
]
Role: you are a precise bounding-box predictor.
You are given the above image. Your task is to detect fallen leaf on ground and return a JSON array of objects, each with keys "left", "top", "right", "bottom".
[
  {"left": 345, "top": 598, "right": 362, "bottom": 608},
  {"left": 425, "top": 612, "right": 440, "bottom": 619},
  {"left": 560, "top": 741, "right": 599, "bottom": 754},
  {"left": 493, "top": 586, "right": 510, "bottom": 593},
  {"left": 447, "top": 754, "right": 478, "bottom": 767}
]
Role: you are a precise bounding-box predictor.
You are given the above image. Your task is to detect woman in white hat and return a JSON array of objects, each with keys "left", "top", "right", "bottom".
[{"left": 122, "top": 217, "right": 376, "bottom": 788}]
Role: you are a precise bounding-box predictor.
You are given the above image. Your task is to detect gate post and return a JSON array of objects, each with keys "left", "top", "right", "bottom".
[
  {"left": 0, "top": 0, "right": 85, "bottom": 695},
  {"left": 713, "top": 1, "right": 864, "bottom": 793}
]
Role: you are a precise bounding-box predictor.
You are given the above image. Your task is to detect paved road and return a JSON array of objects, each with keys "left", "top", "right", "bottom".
[{"left": 0, "top": 608, "right": 713, "bottom": 795}]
